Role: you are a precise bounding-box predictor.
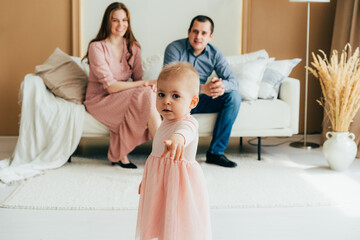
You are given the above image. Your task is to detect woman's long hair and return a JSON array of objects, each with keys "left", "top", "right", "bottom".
[{"left": 83, "top": 2, "right": 139, "bottom": 69}]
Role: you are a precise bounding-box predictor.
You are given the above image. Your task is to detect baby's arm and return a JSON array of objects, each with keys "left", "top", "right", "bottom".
[
  {"left": 161, "top": 119, "right": 197, "bottom": 161},
  {"left": 161, "top": 133, "right": 185, "bottom": 161}
]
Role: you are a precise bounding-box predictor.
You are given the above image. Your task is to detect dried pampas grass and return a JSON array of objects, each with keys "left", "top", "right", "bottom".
[{"left": 309, "top": 44, "right": 360, "bottom": 132}]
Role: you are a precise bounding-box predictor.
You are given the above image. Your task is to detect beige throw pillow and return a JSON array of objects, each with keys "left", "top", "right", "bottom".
[{"left": 35, "top": 48, "right": 88, "bottom": 104}]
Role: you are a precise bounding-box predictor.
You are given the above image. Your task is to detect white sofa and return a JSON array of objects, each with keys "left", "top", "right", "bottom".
[{"left": 75, "top": 50, "right": 300, "bottom": 160}]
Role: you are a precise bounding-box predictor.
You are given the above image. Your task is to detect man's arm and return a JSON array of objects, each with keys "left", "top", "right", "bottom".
[
  {"left": 164, "top": 43, "right": 181, "bottom": 66},
  {"left": 213, "top": 51, "right": 238, "bottom": 93}
]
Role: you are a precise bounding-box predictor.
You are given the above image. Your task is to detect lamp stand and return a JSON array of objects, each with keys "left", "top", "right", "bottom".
[{"left": 290, "top": 1, "right": 320, "bottom": 149}]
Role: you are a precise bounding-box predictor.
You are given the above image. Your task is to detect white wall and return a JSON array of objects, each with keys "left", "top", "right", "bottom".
[{"left": 82, "top": 0, "right": 243, "bottom": 59}]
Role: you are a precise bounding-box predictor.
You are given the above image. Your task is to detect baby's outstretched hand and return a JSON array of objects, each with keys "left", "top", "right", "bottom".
[{"left": 161, "top": 134, "right": 185, "bottom": 161}]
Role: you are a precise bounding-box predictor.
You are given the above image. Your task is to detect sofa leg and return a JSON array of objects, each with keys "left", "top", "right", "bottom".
[
  {"left": 68, "top": 156, "right": 72, "bottom": 163},
  {"left": 258, "top": 137, "right": 261, "bottom": 161}
]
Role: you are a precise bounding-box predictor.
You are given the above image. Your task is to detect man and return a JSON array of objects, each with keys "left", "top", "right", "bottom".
[{"left": 163, "top": 15, "right": 241, "bottom": 168}]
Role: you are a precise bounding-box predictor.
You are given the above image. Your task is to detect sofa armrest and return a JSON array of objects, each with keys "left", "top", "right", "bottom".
[{"left": 279, "top": 77, "right": 300, "bottom": 134}]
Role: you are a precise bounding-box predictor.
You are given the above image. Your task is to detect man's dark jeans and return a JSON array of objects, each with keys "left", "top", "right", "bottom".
[{"left": 191, "top": 91, "right": 241, "bottom": 155}]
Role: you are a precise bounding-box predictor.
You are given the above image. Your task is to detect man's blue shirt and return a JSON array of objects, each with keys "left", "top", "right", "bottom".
[{"left": 163, "top": 38, "right": 238, "bottom": 93}]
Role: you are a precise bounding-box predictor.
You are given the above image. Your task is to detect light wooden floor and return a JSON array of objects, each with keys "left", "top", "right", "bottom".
[{"left": 1, "top": 135, "right": 360, "bottom": 240}]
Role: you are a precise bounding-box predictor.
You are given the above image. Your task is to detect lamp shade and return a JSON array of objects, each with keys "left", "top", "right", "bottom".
[{"left": 289, "top": 0, "right": 330, "bottom": 2}]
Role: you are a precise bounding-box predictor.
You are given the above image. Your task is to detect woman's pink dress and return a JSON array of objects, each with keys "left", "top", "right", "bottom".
[
  {"left": 136, "top": 115, "right": 212, "bottom": 240},
  {"left": 84, "top": 40, "right": 155, "bottom": 162}
]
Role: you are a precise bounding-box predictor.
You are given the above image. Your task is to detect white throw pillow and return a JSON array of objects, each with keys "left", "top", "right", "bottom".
[
  {"left": 142, "top": 54, "right": 164, "bottom": 80},
  {"left": 267, "top": 58, "right": 302, "bottom": 76},
  {"left": 230, "top": 58, "right": 271, "bottom": 101},
  {"left": 207, "top": 50, "right": 270, "bottom": 92},
  {"left": 226, "top": 49, "right": 269, "bottom": 65},
  {"left": 258, "top": 58, "right": 301, "bottom": 99}
]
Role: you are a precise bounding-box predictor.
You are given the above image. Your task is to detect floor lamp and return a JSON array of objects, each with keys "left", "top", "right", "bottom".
[{"left": 289, "top": 0, "right": 330, "bottom": 149}]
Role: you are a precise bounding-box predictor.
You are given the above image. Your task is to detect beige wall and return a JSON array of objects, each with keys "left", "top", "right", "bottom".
[
  {"left": 243, "top": 0, "right": 337, "bottom": 133},
  {"left": 0, "top": 0, "right": 72, "bottom": 135},
  {"left": 0, "top": 0, "right": 338, "bottom": 135},
  {"left": 81, "top": 0, "right": 243, "bottom": 59}
]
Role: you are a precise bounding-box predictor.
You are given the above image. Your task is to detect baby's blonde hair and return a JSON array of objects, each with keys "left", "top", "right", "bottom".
[{"left": 158, "top": 62, "right": 200, "bottom": 96}]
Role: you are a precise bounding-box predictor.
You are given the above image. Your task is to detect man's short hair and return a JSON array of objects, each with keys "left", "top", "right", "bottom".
[{"left": 188, "top": 15, "right": 214, "bottom": 34}]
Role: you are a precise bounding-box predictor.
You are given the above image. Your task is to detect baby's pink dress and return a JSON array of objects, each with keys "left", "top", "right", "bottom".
[
  {"left": 84, "top": 40, "right": 155, "bottom": 162},
  {"left": 136, "top": 115, "right": 212, "bottom": 240}
]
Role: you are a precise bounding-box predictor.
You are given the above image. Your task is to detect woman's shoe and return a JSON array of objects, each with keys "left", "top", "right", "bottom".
[
  {"left": 119, "top": 161, "right": 137, "bottom": 169},
  {"left": 111, "top": 161, "right": 137, "bottom": 169}
]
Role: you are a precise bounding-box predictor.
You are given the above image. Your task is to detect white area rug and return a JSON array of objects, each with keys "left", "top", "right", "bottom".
[{"left": 1, "top": 154, "right": 360, "bottom": 210}]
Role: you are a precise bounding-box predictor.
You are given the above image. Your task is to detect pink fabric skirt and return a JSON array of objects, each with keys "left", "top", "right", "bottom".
[
  {"left": 84, "top": 86, "right": 155, "bottom": 162},
  {"left": 136, "top": 155, "right": 212, "bottom": 240}
]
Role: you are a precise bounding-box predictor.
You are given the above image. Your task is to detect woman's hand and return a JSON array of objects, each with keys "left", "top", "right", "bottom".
[
  {"left": 142, "top": 80, "right": 157, "bottom": 92},
  {"left": 161, "top": 134, "right": 185, "bottom": 161}
]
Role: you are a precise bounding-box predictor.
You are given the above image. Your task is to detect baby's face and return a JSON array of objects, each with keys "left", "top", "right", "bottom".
[{"left": 156, "top": 76, "right": 195, "bottom": 121}]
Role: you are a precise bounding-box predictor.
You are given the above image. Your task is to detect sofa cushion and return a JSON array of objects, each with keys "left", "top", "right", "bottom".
[
  {"left": 258, "top": 68, "right": 285, "bottom": 100},
  {"left": 35, "top": 48, "right": 88, "bottom": 104},
  {"left": 230, "top": 59, "right": 271, "bottom": 101},
  {"left": 142, "top": 54, "right": 163, "bottom": 80},
  {"left": 258, "top": 58, "right": 301, "bottom": 99},
  {"left": 193, "top": 99, "right": 291, "bottom": 136},
  {"left": 83, "top": 98, "right": 291, "bottom": 138},
  {"left": 224, "top": 50, "right": 271, "bottom": 101},
  {"left": 235, "top": 99, "right": 290, "bottom": 130},
  {"left": 71, "top": 54, "right": 164, "bottom": 81},
  {"left": 226, "top": 49, "right": 269, "bottom": 64},
  {"left": 83, "top": 112, "right": 109, "bottom": 137}
]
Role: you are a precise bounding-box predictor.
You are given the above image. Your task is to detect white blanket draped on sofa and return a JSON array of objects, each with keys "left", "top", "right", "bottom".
[{"left": 0, "top": 74, "right": 84, "bottom": 184}]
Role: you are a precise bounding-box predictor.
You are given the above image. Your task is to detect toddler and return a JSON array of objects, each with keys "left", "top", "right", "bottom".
[{"left": 135, "top": 62, "right": 212, "bottom": 240}]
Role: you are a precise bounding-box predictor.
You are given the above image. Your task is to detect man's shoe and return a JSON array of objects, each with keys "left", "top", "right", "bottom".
[{"left": 206, "top": 152, "right": 237, "bottom": 168}]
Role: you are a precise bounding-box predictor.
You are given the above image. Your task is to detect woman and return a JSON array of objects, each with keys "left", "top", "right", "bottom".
[{"left": 83, "top": 2, "right": 161, "bottom": 168}]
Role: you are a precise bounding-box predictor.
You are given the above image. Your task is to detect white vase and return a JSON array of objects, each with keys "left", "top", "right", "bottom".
[{"left": 323, "top": 132, "right": 357, "bottom": 171}]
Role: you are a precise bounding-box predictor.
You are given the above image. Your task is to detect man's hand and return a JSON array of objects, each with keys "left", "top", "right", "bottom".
[
  {"left": 161, "top": 134, "right": 185, "bottom": 161},
  {"left": 200, "top": 77, "right": 225, "bottom": 99}
]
